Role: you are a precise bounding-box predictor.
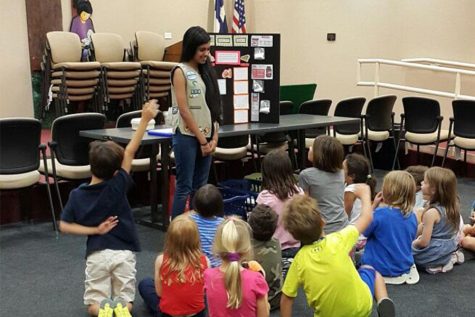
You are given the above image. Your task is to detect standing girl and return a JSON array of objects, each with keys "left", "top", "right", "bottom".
[
  {"left": 138, "top": 215, "right": 208, "bottom": 317},
  {"left": 205, "top": 218, "right": 270, "bottom": 317},
  {"left": 169, "top": 26, "right": 221, "bottom": 218},
  {"left": 412, "top": 167, "right": 464, "bottom": 273},
  {"left": 256, "top": 149, "right": 303, "bottom": 277},
  {"left": 298, "top": 135, "right": 348, "bottom": 233}
]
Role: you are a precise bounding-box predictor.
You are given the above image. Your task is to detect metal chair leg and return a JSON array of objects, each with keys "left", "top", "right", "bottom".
[
  {"left": 40, "top": 145, "right": 59, "bottom": 238},
  {"left": 365, "top": 137, "right": 374, "bottom": 173},
  {"left": 432, "top": 141, "right": 440, "bottom": 167},
  {"left": 416, "top": 145, "right": 420, "bottom": 164},
  {"left": 392, "top": 138, "right": 402, "bottom": 170},
  {"left": 442, "top": 143, "right": 450, "bottom": 167}
]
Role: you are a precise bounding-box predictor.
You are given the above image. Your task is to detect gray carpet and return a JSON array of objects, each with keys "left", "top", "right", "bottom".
[{"left": 1, "top": 171, "right": 474, "bottom": 317}]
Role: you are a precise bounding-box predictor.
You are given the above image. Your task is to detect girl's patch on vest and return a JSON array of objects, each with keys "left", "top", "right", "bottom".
[
  {"left": 190, "top": 88, "right": 202, "bottom": 98},
  {"left": 186, "top": 71, "right": 198, "bottom": 80}
]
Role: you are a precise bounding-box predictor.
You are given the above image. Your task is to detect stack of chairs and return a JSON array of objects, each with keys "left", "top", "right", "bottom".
[
  {"left": 41, "top": 32, "right": 101, "bottom": 117},
  {"left": 90, "top": 33, "right": 142, "bottom": 114},
  {"left": 134, "top": 31, "right": 178, "bottom": 107}
]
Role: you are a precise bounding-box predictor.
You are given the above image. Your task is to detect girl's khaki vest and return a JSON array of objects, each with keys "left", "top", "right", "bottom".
[{"left": 168, "top": 63, "right": 212, "bottom": 138}]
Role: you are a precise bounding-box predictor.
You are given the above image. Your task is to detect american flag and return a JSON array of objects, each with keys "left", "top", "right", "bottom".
[{"left": 232, "top": 0, "right": 247, "bottom": 33}]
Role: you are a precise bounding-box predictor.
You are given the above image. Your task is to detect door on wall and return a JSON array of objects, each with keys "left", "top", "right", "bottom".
[{"left": 25, "top": 0, "right": 63, "bottom": 71}]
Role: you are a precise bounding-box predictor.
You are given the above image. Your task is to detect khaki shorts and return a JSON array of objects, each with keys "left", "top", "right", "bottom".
[{"left": 84, "top": 249, "right": 136, "bottom": 305}]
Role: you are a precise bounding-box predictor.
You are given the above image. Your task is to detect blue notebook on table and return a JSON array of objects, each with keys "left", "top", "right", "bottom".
[{"left": 148, "top": 128, "right": 173, "bottom": 137}]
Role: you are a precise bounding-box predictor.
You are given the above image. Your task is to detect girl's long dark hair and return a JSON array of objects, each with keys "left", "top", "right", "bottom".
[
  {"left": 345, "top": 153, "right": 376, "bottom": 199},
  {"left": 180, "top": 26, "right": 222, "bottom": 124},
  {"left": 261, "top": 150, "right": 299, "bottom": 201}
]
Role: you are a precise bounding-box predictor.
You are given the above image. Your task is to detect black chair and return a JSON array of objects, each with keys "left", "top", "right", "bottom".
[
  {"left": 299, "top": 99, "right": 332, "bottom": 148},
  {"left": 0, "top": 118, "right": 57, "bottom": 234},
  {"left": 332, "top": 97, "right": 366, "bottom": 154},
  {"left": 40, "top": 113, "right": 106, "bottom": 209},
  {"left": 393, "top": 97, "right": 449, "bottom": 169},
  {"left": 442, "top": 100, "right": 475, "bottom": 167},
  {"left": 362, "top": 95, "right": 398, "bottom": 171},
  {"left": 213, "top": 135, "right": 251, "bottom": 182},
  {"left": 256, "top": 101, "right": 296, "bottom": 168}
]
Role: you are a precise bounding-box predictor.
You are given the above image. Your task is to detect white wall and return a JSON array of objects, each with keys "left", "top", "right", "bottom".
[
  {"left": 4, "top": 0, "right": 475, "bottom": 120},
  {"left": 0, "top": 0, "right": 34, "bottom": 118}
]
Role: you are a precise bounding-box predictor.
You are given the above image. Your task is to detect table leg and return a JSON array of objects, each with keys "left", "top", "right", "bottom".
[
  {"left": 298, "top": 129, "right": 306, "bottom": 170},
  {"left": 160, "top": 140, "right": 171, "bottom": 228},
  {"left": 149, "top": 144, "right": 159, "bottom": 223}
]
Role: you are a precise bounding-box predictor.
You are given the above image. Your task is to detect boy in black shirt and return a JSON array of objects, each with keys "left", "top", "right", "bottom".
[{"left": 60, "top": 100, "right": 159, "bottom": 316}]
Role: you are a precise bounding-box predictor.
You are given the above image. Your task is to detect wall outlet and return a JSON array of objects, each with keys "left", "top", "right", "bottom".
[
  {"left": 164, "top": 32, "right": 172, "bottom": 40},
  {"left": 327, "top": 33, "right": 336, "bottom": 41}
]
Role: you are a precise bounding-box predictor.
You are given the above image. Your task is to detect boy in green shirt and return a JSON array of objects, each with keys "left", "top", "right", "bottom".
[
  {"left": 280, "top": 185, "right": 395, "bottom": 317},
  {"left": 248, "top": 204, "right": 283, "bottom": 311}
]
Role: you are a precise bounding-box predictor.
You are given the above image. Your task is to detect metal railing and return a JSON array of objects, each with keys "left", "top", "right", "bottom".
[
  {"left": 402, "top": 58, "right": 475, "bottom": 70},
  {"left": 357, "top": 58, "right": 475, "bottom": 101}
]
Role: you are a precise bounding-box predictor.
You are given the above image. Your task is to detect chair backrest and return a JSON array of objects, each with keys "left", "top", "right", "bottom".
[
  {"left": 46, "top": 31, "right": 82, "bottom": 64},
  {"left": 91, "top": 33, "right": 125, "bottom": 62},
  {"left": 280, "top": 101, "right": 294, "bottom": 115},
  {"left": 299, "top": 99, "right": 332, "bottom": 116},
  {"left": 218, "top": 135, "right": 249, "bottom": 148},
  {"left": 452, "top": 99, "right": 475, "bottom": 138},
  {"left": 365, "top": 95, "right": 397, "bottom": 131},
  {"left": 135, "top": 31, "right": 165, "bottom": 61},
  {"left": 0, "top": 118, "right": 41, "bottom": 174},
  {"left": 116, "top": 110, "right": 142, "bottom": 128},
  {"left": 51, "top": 113, "right": 106, "bottom": 166},
  {"left": 402, "top": 97, "right": 440, "bottom": 134},
  {"left": 334, "top": 97, "right": 366, "bottom": 134}
]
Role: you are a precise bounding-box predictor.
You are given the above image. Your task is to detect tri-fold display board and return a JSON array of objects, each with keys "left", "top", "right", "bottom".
[{"left": 209, "top": 33, "right": 280, "bottom": 125}]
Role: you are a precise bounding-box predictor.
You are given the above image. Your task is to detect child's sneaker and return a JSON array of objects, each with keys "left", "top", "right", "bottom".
[
  {"left": 98, "top": 300, "right": 114, "bottom": 317},
  {"left": 426, "top": 259, "right": 454, "bottom": 274},
  {"left": 377, "top": 298, "right": 395, "bottom": 317},
  {"left": 451, "top": 250, "right": 465, "bottom": 264},
  {"left": 114, "top": 302, "right": 132, "bottom": 317}
]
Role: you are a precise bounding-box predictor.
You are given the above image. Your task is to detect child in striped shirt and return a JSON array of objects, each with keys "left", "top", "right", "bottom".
[{"left": 190, "top": 184, "right": 225, "bottom": 267}]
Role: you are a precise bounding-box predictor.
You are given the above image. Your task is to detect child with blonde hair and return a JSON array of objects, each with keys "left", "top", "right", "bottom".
[
  {"left": 280, "top": 188, "right": 395, "bottom": 317},
  {"left": 412, "top": 167, "right": 464, "bottom": 273},
  {"left": 299, "top": 135, "right": 348, "bottom": 233},
  {"left": 361, "top": 171, "right": 419, "bottom": 284},
  {"left": 204, "top": 217, "right": 270, "bottom": 317},
  {"left": 138, "top": 215, "right": 208, "bottom": 317}
]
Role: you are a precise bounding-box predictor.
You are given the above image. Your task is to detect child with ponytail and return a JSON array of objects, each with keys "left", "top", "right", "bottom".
[
  {"left": 204, "top": 217, "right": 270, "bottom": 317},
  {"left": 343, "top": 153, "right": 376, "bottom": 252}
]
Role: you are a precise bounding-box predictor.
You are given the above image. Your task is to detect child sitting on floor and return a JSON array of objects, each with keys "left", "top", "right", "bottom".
[
  {"left": 248, "top": 204, "right": 283, "bottom": 311},
  {"left": 299, "top": 135, "right": 348, "bottom": 234},
  {"left": 361, "top": 171, "right": 419, "bottom": 284},
  {"left": 190, "top": 184, "right": 224, "bottom": 267},
  {"left": 138, "top": 214, "right": 208, "bottom": 317},
  {"left": 205, "top": 217, "right": 270, "bottom": 317},
  {"left": 405, "top": 165, "right": 428, "bottom": 210},
  {"left": 413, "top": 167, "right": 465, "bottom": 273},
  {"left": 256, "top": 149, "right": 303, "bottom": 278},
  {"left": 59, "top": 100, "right": 159, "bottom": 317},
  {"left": 460, "top": 201, "right": 475, "bottom": 252},
  {"left": 280, "top": 187, "right": 395, "bottom": 317},
  {"left": 343, "top": 153, "right": 376, "bottom": 251}
]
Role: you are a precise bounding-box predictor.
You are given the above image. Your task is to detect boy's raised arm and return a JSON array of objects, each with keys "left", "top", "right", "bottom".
[
  {"left": 352, "top": 184, "right": 374, "bottom": 234},
  {"left": 122, "top": 100, "right": 159, "bottom": 173}
]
